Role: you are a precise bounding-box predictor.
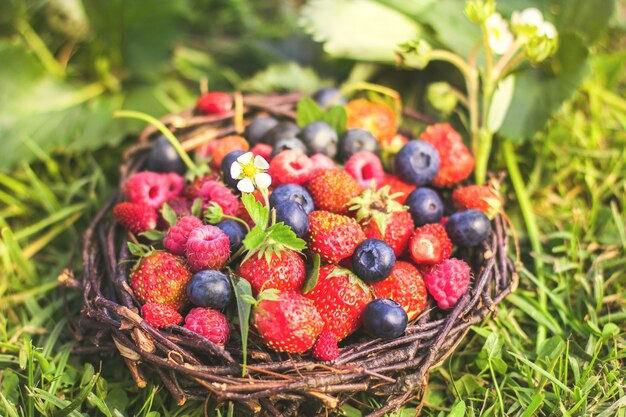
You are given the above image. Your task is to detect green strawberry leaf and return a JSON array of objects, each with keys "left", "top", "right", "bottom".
[
  {"left": 126, "top": 242, "right": 152, "bottom": 257},
  {"left": 302, "top": 253, "right": 321, "bottom": 294},
  {"left": 322, "top": 105, "right": 348, "bottom": 135},
  {"left": 241, "top": 193, "right": 269, "bottom": 228},
  {"left": 228, "top": 271, "right": 253, "bottom": 376},
  {"left": 266, "top": 223, "right": 307, "bottom": 251},
  {"left": 190, "top": 198, "right": 203, "bottom": 218},
  {"left": 139, "top": 230, "right": 165, "bottom": 242},
  {"left": 204, "top": 202, "right": 224, "bottom": 224},
  {"left": 243, "top": 225, "right": 267, "bottom": 251},
  {"left": 296, "top": 97, "right": 324, "bottom": 127},
  {"left": 161, "top": 203, "right": 178, "bottom": 227}
]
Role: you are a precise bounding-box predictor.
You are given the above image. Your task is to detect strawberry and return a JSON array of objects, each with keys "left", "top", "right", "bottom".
[
  {"left": 209, "top": 135, "right": 250, "bottom": 168},
  {"left": 369, "top": 261, "right": 427, "bottom": 321},
  {"left": 238, "top": 250, "right": 305, "bottom": 295},
  {"left": 308, "top": 211, "right": 366, "bottom": 264},
  {"left": 346, "top": 99, "right": 398, "bottom": 145},
  {"left": 349, "top": 186, "right": 414, "bottom": 256},
  {"left": 253, "top": 291, "right": 323, "bottom": 353},
  {"left": 113, "top": 202, "right": 158, "bottom": 234},
  {"left": 130, "top": 250, "right": 192, "bottom": 311},
  {"left": 196, "top": 92, "right": 233, "bottom": 115},
  {"left": 141, "top": 302, "right": 183, "bottom": 329},
  {"left": 306, "top": 169, "right": 362, "bottom": 215},
  {"left": 312, "top": 329, "right": 339, "bottom": 361},
  {"left": 452, "top": 184, "right": 502, "bottom": 219},
  {"left": 381, "top": 175, "right": 415, "bottom": 205},
  {"left": 419, "top": 123, "right": 474, "bottom": 187},
  {"left": 304, "top": 265, "right": 374, "bottom": 341},
  {"left": 408, "top": 223, "right": 452, "bottom": 265}
]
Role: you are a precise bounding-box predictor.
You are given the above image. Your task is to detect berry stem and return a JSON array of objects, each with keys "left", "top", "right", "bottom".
[
  {"left": 221, "top": 214, "right": 251, "bottom": 232},
  {"left": 113, "top": 110, "right": 198, "bottom": 173}
]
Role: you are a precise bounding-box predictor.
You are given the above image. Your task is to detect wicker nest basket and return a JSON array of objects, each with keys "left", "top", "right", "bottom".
[{"left": 77, "top": 93, "right": 518, "bottom": 417}]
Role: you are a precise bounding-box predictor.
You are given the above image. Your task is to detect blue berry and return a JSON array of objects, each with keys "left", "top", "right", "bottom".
[
  {"left": 352, "top": 239, "right": 396, "bottom": 283},
  {"left": 405, "top": 188, "right": 444, "bottom": 227},
  {"left": 245, "top": 116, "right": 278, "bottom": 145},
  {"left": 445, "top": 209, "right": 492, "bottom": 247},
  {"left": 216, "top": 220, "right": 246, "bottom": 252},
  {"left": 274, "top": 201, "right": 309, "bottom": 238},
  {"left": 270, "top": 184, "right": 315, "bottom": 214},
  {"left": 271, "top": 137, "right": 308, "bottom": 158},
  {"left": 312, "top": 87, "right": 347, "bottom": 108},
  {"left": 338, "top": 129, "right": 379, "bottom": 162},
  {"left": 263, "top": 121, "right": 301, "bottom": 145},
  {"left": 146, "top": 135, "right": 185, "bottom": 174},
  {"left": 395, "top": 140, "right": 440, "bottom": 186},
  {"left": 221, "top": 150, "right": 247, "bottom": 190},
  {"left": 186, "top": 270, "right": 232, "bottom": 310},
  {"left": 361, "top": 299, "right": 408, "bottom": 340},
  {"left": 299, "top": 121, "right": 338, "bottom": 158}
]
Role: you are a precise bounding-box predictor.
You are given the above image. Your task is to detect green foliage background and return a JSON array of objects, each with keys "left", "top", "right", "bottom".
[{"left": 1, "top": 0, "right": 625, "bottom": 416}]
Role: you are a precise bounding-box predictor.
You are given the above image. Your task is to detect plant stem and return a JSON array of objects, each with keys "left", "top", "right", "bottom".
[
  {"left": 221, "top": 214, "right": 251, "bottom": 232},
  {"left": 502, "top": 140, "right": 547, "bottom": 347},
  {"left": 16, "top": 19, "right": 65, "bottom": 78}
]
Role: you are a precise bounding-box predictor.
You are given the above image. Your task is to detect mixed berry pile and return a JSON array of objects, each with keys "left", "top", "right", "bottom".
[{"left": 112, "top": 88, "right": 503, "bottom": 361}]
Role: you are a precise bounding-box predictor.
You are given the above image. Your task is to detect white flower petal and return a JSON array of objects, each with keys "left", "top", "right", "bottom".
[
  {"left": 486, "top": 13, "right": 513, "bottom": 55},
  {"left": 237, "top": 177, "right": 255, "bottom": 193},
  {"left": 237, "top": 152, "right": 254, "bottom": 165},
  {"left": 540, "top": 21, "right": 557, "bottom": 39},
  {"left": 230, "top": 162, "right": 243, "bottom": 179},
  {"left": 515, "top": 8, "right": 544, "bottom": 27},
  {"left": 254, "top": 172, "right": 272, "bottom": 190},
  {"left": 254, "top": 155, "right": 270, "bottom": 170}
]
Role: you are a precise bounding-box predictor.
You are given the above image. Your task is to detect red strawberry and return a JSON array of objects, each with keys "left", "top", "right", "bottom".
[
  {"left": 253, "top": 291, "right": 323, "bottom": 353},
  {"left": 196, "top": 92, "right": 233, "bottom": 115},
  {"left": 130, "top": 250, "right": 192, "bottom": 311},
  {"left": 184, "top": 307, "right": 230, "bottom": 345},
  {"left": 381, "top": 175, "right": 415, "bottom": 205},
  {"left": 308, "top": 211, "right": 366, "bottom": 264},
  {"left": 346, "top": 99, "right": 398, "bottom": 145},
  {"left": 306, "top": 169, "right": 362, "bottom": 215},
  {"left": 238, "top": 250, "right": 305, "bottom": 295},
  {"left": 268, "top": 150, "right": 315, "bottom": 186},
  {"left": 369, "top": 261, "right": 427, "bottom": 321},
  {"left": 409, "top": 223, "right": 452, "bottom": 265},
  {"left": 420, "top": 123, "right": 474, "bottom": 187},
  {"left": 209, "top": 135, "right": 249, "bottom": 168},
  {"left": 304, "top": 265, "right": 374, "bottom": 341},
  {"left": 349, "top": 186, "right": 414, "bottom": 256},
  {"left": 312, "top": 329, "right": 339, "bottom": 361},
  {"left": 452, "top": 184, "right": 502, "bottom": 219},
  {"left": 113, "top": 202, "right": 158, "bottom": 234},
  {"left": 344, "top": 151, "right": 386, "bottom": 189},
  {"left": 141, "top": 302, "right": 183, "bottom": 329}
]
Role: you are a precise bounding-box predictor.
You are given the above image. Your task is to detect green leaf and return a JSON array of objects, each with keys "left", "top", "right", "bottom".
[
  {"left": 160, "top": 203, "right": 178, "bottom": 227},
  {"left": 229, "top": 272, "right": 253, "bottom": 376},
  {"left": 239, "top": 62, "right": 326, "bottom": 94},
  {"left": 51, "top": 373, "right": 99, "bottom": 417},
  {"left": 487, "top": 75, "right": 515, "bottom": 133},
  {"left": 302, "top": 253, "right": 321, "bottom": 293},
  {"left": 300, "top": 0, "right": 422, "bottom": 62},
  {"left": 127, "top": 242, "right": 143, "bottom": 257},
  {"left": 419, "top": 0, "right": 481, "bottom": 57},
  {"left": 266, "top": 223, "right": 307, "bottom": 251},
  {"left": 243, "top": 225, "right": 267, "bottom": 252},
  {"left": 296, "top": 97, "right": 324, "bottom": 127},
  {"left": 138, "top": 230, "right": 164, "bottom": 242},
  {"left": 190, "top": 198, "right": 203, "bottom": 218},
  {"left": 446, "top": 401, "right": 466, "bottom": 417},
  {"left": 323, "top": 105, "right": 348, "bottom": 134},
  {"left": 241, "top": 193, "right": 269, "bottom": 228}
]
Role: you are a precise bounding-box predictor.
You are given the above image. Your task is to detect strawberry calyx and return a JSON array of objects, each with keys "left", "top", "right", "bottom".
[
  {"left": 348, "top": 185, "right": 407, "bottom": 236},
  {"left": 325, "top": 266, "right": 373, "bottom": 296}
]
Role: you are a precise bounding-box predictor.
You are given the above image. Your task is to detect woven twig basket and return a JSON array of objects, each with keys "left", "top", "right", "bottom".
[{"left": 78, "top": 93, "right": 518, "bottom": 417}]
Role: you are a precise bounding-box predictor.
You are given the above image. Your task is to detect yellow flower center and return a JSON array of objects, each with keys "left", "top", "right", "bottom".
[{"left": 242, "top": 163, "right": 257, "bottom": 178}]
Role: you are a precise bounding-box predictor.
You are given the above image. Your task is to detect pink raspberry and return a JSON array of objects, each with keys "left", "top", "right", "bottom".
[
  {"left": 164, "top": 173, "right": 184, "bottom": 198},
  {"left": 268, "top": 150, "right": 314, "bottom": 186},
  {"left": 344, "top": 151, "right": 385, "bottom": 189},
  {"left": 185, "top": 225, "right": 230, "bottom": 271},
  {"left": 197, "top": 180, "right": 239, "bottom": 215},
  {"left": 163, "top": 216, "right": 204, "bottom": 255},
  {"left": 250, "top": 143, "right": 273, "bottom": 161},
  {"left": 124, "top": 172, "right": 171, "bottom": 208},
  {"left": 184, "top": 307, "right": 230, "bottom": 345},
  {"left": 312, "top": 329, "right": 339, "bottom": 361},
  {"left": 310, "top": 153, "right": 336, "bottom": 173},
  {"left": 423, "top": 259, "right": 471, "bottom": 310}
]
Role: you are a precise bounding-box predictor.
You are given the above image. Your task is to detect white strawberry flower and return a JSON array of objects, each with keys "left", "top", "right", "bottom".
[
  {"left": 511, "top": 8, "right": 544, "bottom": 37},
  {"left": 230, "top": 152, "right": 271, "bottom": 193},
  {"left": 485, "top": 13, "right": 514, "bottom": 55}
]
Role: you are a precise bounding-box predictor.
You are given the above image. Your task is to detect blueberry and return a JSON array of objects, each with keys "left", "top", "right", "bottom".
[
  {"left": 186, "top": 270, "right": 232, "bottom": 310},
  {"left": 263, "top": 121, "right": 301, "bottom": 146},
  {"left": 245, "top": 116, "right": 279, "bottom": 145},
  {"left": 274, "top": 201, "right": 310, "bottom": 238},
  {"left": 270, "top": 184, "right": 315, "bottom": 214},
  {"left": 312, "top": 87, "right": 347, "bottom": 108},
  {"left": 216, "top": 220, "right": 246, "bottom": 252},
  {"left": 394, "top": 140, "right": 440, "bottom": 186},
  {"left": 405, "top": 188, "right": 444, "bottom": 227},
  {"left": 338, "top": 129, "right": 379, "bottom": 162},
  {"left": 298, "top": 121, "right": 338, "bottom": 158},
  {"left": 361, "top": 299, "right": 408, "bottom": 340},
  {"left": 146, "top": 135, "right": 186, "bottom": 174},
  {"left": 352, "top": 239, "right": 396, "bottom": 283},
  {"left": 271, "top": 137, "right": 308, "bottom": 159},
  {"left": 445, "top": 209, "right": 492, "bottom": 247},
  {"left": 221, "top": 150, "right": 247, "bottom": 190}
]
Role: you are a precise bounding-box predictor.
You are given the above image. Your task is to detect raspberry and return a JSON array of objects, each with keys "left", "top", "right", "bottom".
[
  {"left": 250, "top": 143, "right": 273, "bottom": 161},
  {"left": 185, "top": 225, "right": 230, "bottom": 272},
  {"left": 113, "top": 202, "right": 158, "bottom": 234},
  {"left": 163, "top": 216, "right": 204, "bottom": 255},
  {"left": 409, "top": 223, "right": 452, "bottom": 265},
  {"left": 344, "top": 151, "right": 385, "bottom": 189},
  {"left": 184, "top": 307, "right": 230, "bottom": 345},
  {"left": 163, "top": 196, "right": 192, "bottom": 217},
  {"left": 184, "top": 175, "right": 219, "bottom": 200},
  {"left": 312, "top": 329, "right": 339, "bottom": 361},
  {"left": 268, "top": 150, "right": 315, "bottom": 186},
  {"left": 141, "top": 302, "right": 183, "bottom": 329},
  {"left": 310, "top": 153, "right": 336, "bottom": 173},
  {"left": 423, "top": 258, "right": 471, "bottom": 310},
  {"left": 197, "top": 180, "right": 239, "bottom": 215},
  {"left": 164, "top": 173, "right": 185, "bottom": 198},
  {"left": 195, "top": 92, "right": 233, "bottom": 115},
  {"left": 124, "top": 172, "right": 172, "bottom": 209}
]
